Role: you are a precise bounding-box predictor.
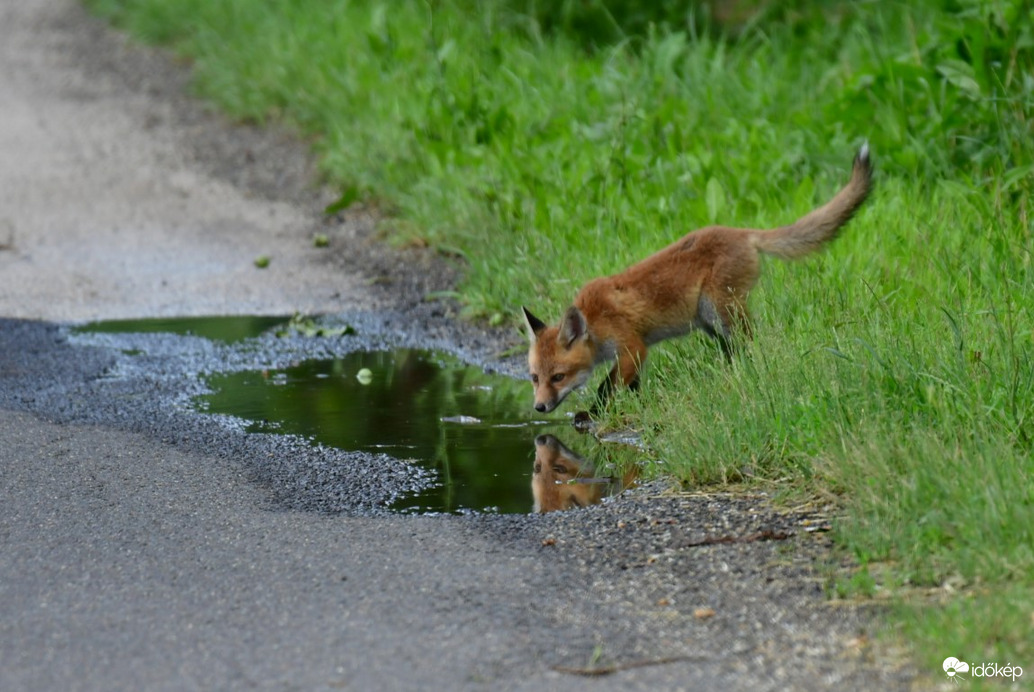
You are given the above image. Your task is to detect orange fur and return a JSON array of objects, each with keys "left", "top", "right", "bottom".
[
  {"left": 522, "top": 144, "right": 873, "bottom": 413},
  {"left": 531, "top": 434, "right": 637, "bottom": 512}
]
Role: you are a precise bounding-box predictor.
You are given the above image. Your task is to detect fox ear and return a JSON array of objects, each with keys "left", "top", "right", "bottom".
[
  {"left": 521, "top": 306, "right": 547, "bottom": 342},
  {"left": 535, "top": 433, "right": 560, "bottom": 450},
  {"left": 558, "top": 306, "right": 588, "bottom": 348}
]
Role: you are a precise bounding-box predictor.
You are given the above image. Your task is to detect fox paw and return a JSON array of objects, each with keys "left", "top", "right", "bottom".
[{"left": 572, "top": 410, "right": 595, "bottom": 432}]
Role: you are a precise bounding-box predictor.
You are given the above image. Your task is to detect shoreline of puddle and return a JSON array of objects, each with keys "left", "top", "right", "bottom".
[{"left": 72, "top": 315, "right": 642, "bottom": 515}]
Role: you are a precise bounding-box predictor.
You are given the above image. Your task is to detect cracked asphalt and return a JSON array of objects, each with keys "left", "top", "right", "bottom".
[{"left": 0, "top": 1, "right": 918, "bottom": 689}]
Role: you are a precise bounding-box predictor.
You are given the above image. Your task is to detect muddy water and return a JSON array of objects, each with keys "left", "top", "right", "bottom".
[{"left": 77, "top": 317, "right": 638, "bottom": 514}]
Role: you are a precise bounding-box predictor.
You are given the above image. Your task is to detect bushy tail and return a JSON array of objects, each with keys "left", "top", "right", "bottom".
[{"left": 752, "top": 144, "right": 873, "bottom": 259}]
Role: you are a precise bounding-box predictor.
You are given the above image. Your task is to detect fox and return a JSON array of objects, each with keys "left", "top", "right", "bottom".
[
  {"left": 531, "top": 434, "right": 637, "bottom": 513},
  {"left": 522, "top": 143, "right": 873, "bottom": 414}
]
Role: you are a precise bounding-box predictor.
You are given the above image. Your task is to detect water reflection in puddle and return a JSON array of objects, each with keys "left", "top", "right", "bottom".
[
  {"left": 76, "top": 317, "right": 639, "bottom": 514},
  {"left": 199, "top": 349, "right": 638, "bottom": 514},
  {"left": 532, "top": 435, "right": 638, "bottom": 513},
  {"left": 76, "top": 315, "right": 292, "bottom": 343},
  {"left": 201, "top": 350, "right": 536, "bottom": 513}
]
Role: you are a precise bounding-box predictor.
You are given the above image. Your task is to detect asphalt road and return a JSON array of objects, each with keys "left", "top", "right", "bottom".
[{"left": 0, "top": 1, "right": 918, "bottom": 690}]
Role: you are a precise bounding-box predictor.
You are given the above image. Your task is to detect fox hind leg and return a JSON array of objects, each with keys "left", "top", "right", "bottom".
[
  {"left": 698, "top": 292, "right": 754, "bottom": 360},
  {"left": 697, "top": 294, "right": 734, "bottom": 359}
]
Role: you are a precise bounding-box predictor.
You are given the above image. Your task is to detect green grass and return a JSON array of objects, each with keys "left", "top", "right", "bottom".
[{"left": 86, "top": 0, "right": 1034, "bottom": 679}]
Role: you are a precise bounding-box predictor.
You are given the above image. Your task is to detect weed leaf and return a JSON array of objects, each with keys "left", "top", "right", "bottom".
[{"left": 705, "top": 177, "right": 725, "bottom": 224}]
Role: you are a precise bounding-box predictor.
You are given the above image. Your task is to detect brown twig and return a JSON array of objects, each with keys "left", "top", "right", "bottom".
[
  {"left": 553, "top": 655, "right": 702, "bottom": 677},
  {"left": 681, "top": 529, "right": 792, "bottom": 547}
]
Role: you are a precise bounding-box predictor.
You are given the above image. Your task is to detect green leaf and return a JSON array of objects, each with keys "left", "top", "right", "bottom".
[
  {"left": 705, "top": 177, "right": 725, "bottom": 224},
  {"left": 1002, "top": 164, "right": 1034, "bottom": 192},
  {"left": 936, "top": 60, "right": 981, "bottom": 98},
  {"left": 436, "top": 39, "right": 456, "bottom": 65},
  {"left": 324, "top": 185, "right": 361, "bottom": 215}
]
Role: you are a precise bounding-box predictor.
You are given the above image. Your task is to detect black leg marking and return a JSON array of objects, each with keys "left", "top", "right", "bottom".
[
  {"left": 716, "top": 332, "right": 733, "bottom": 362},
  {"left": 698, "top": 295, "right": 734, "bottom": 361},
  {"left": 590, "top": 376, "right": 615, "bottom": 416},
  {"left": 588, "top": 370, "right": 642, "bottom": 418}
]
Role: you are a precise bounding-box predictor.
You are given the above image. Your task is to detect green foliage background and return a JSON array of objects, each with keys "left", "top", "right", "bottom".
[{"left": 87, "top": 0, "right": 1034, "bottom": 677}]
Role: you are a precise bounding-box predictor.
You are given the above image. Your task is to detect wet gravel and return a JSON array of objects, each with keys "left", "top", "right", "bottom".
[{"left": 0, "top": 312, "right": 521, "bottom": 514}]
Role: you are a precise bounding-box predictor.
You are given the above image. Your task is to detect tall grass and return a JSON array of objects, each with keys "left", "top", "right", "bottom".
[{"left": 87, "top": 0, "right": 1034, "bottom": 676}]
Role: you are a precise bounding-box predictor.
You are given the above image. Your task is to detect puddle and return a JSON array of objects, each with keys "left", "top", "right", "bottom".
[
  {"left": 198, "top": 349, "right": 637, "bottom": 514},
  {"left": 75, "top": 315, "right": 291, "bottom": 343},
  {"left": 77, "top": 316, "right": 639, "bottom": 514},
  {"left": 199, "top": 350, "right": 543, "bottom": 513}
]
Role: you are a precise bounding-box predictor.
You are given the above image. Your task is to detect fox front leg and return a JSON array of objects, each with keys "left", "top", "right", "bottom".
[
  {"left": 588, "top": 366, "right": 640, "bottom": 416},
  {"left": 590, "top": 370, "right": 616, "bottom": 416},
  {"left": 588, "top": 346, "right": 644, "bottom": 417}
]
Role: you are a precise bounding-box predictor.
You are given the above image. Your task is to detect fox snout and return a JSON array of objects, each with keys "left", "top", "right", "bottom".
[
  {"left": 529, "top": 364, "right": 593, "bottom": 413},
  {"left": 530, "top": 378, "right": 566, "bottom": 413},
  {"left": 532, "top": 390, "right": 559, "bottom": 413},
  {"left": 530, "top": 372, "right": 590, "bottom": 412}
]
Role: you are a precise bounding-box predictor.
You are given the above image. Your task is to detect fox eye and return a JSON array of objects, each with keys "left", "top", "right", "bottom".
[
  {"left": 531, "top": 374, "right": 539, "bottom": 384},
  {"left": 551, "top": 373, "right": 565, "bottom": 383}
]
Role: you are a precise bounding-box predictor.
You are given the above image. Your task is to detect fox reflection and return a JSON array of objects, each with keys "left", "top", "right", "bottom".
[{"left": 532, "top": 434, "right": 637, "bottom": 513}]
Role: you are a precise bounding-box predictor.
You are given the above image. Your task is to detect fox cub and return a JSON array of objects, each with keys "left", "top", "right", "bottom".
[{"left": 522, "top": 144, "right": 873, "bottom": 414}]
